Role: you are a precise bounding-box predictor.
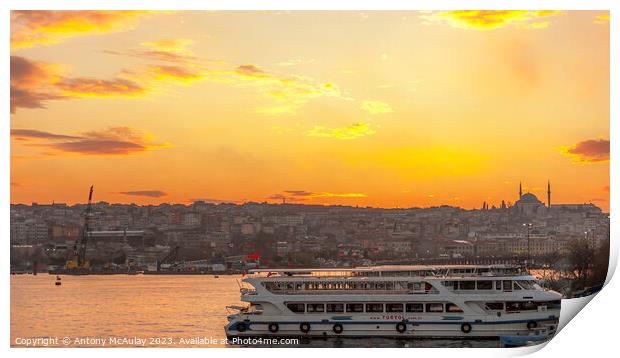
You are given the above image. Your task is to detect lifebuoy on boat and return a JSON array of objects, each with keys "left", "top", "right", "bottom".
[
  {"left": 268, "top": 323, "right": 279, "bottom": 333},
  {"left": 300, "top": 322, "right": 311, "bottom": 333},
  {"left": 460, "top": 323, "right": 472, "bottom": 333},
  {"left": 396, "top": 322, "right": 407, "bottom": 333},
  {"left": 332, "top": 323, "right": 344, "bottom": 334},
  {"left": 527, "top": 321, "right": 537, "bottom": 330}
]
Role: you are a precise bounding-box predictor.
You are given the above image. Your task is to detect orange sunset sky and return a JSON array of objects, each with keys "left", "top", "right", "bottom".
[{"left": 10, "top": 11, "right": 610, "bottom": 211}]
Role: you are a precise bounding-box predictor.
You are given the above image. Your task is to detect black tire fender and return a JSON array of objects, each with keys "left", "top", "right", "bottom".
[
  {"left": 461, "top": 322, "right": 472, "bottom": 333},
  {"left": 396, "top": 322, "right": 407, "bottom": 333},
  {"left": 300, "top": 322, "right": 311, "bottom": 333},
  {"left": 333, "top": 323, "right": 344, "bottom": 334},
  {"left": 236, "top": 322, "right": 247, "bottom": 332},
  {"left": 527, "top": 321, "right": 537, "bottom": 330},
  {"left": 268, "top": 323, "right": 279, "bottom": 333}
]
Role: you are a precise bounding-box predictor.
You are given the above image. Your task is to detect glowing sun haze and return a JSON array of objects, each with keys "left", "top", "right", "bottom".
[{"left": 10, "top": 11, "right": 610, "bottom": 211}]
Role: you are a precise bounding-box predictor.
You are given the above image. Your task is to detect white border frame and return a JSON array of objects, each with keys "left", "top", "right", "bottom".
[{"left": 2, "top": 1, "right": 616, "bottom": 357}]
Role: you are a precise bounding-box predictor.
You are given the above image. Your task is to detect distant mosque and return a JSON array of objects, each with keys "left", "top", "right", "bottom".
[
  {"left": 513, "top": 181, "right": 551, "bottom": 216},
  {"left": 480, "top": 180, "right": 603, "bottom": 218}
]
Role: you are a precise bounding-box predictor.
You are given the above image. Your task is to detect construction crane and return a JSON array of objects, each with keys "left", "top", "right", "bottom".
[{"left": 66, "top": 186, "right": 94, "bottom": 270}]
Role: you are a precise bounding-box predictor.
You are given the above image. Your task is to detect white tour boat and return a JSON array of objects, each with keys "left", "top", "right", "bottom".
[{"left": 224, "top": 265, "right": 561, "bottom": 341}]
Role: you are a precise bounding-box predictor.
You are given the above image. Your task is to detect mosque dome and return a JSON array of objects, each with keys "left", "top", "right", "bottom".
[{"left": 517, "top": 193, "right": 541, "bottom": 204}]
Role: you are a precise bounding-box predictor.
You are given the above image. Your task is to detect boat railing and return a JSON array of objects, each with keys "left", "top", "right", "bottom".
[{"left": 264, "top": 288, "right": 440, "bottom": 295}]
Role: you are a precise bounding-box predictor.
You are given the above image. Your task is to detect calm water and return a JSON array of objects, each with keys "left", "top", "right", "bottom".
[{"left": 11, "top": 275, "right": 499, "bottom": 348}]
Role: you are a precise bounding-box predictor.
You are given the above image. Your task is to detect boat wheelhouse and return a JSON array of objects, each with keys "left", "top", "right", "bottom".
[{"left": 224, "top": 265, "right": 561, "bottom": 341}]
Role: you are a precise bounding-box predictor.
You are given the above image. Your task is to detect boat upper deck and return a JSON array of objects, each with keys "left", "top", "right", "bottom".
[{"left": 248, "top": 264, "right": 527, "bottom": 279}]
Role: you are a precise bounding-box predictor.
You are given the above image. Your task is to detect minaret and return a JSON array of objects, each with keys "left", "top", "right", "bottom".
[
  {"left": 519, "top": 182, "right": 522, "bottom": 199},
  {"left": 547, "top": 180, "right": 551, "bottom": 209}
]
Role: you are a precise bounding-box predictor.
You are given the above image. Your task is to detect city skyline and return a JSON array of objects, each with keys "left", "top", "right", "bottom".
[
  {"left": 10, "top": 11, "right": 610, "bottom": 210},
  {"left": 9, "top": 180, "right": 609, "bottom": 214}
]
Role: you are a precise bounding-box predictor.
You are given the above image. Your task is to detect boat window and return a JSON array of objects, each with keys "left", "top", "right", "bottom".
[
  {"left": 413, "top": 282, "right": 422, "bottom": 291},
  {"left": 517, "top": 280, "right": 535, "bottom": 290},
  {"left": 476, "top": 281, "right": 493, "bottom": 290},
  {"left": 539, "top": 300, "right": 561, "bottom": 310},
  {"left": 286, "top": 283, "right": 294, "bottom": 290},
  {"left": 459, "top": 281, "right": 475, "bottom": 290},
  {"left": 346, "top": 303, "right": 364, "bottom": 313},
  {"left": 376, "top": 282, "right": 386, "bottom": 290},
  {"left": 495, "top": 281, "right": 501, "bottom": 290},
  {"left": 386, "top": 303, "right": 403, "bottom": 312},
  {"left": 513, "top": 282, "right": 522, "bottom": 290},
  {"left": 395, "top": 282, "right": 408, "bottom": 290},
  {"left": 327, "top": 303, "right": 344, "bottom": 313},
  {"left": 446, "top": 303, "right": 464, "bottom": 313},
  {"left": 406, "top": 303, "right": 423, "bottom": 312},
  {"left": 426, "top": 303, "right": 444, "bottom": 313},
  {"left": 307, "top": 303, "right": 325, "bottom": 313},
  {"left": 485, "top": 302, "right": 504, "bottom": 311},
  {"left": 287, "top": 303, "right": 305, "bottom": 313},
  {"left": 503, "top": 280, "right": 512, "bottom": 291},
  {"left": 442, "top": 281, "right": 455, "bottom": 290},
  {"left": 506, "top": 301, "right": 537, "bottom": 312},
  {"left": 295, "top": 283, "right": 303, "bottom": 290},
  {"left": 505, "top": 302, "right": 521, "bottom": 312},
  {"left": 366, "top": 303, "right": 384, "bottom": 312}
]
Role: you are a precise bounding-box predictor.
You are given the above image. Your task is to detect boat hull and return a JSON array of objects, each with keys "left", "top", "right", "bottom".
[{"left": 225, "top": 316, "right": 558, "bottom": 340}]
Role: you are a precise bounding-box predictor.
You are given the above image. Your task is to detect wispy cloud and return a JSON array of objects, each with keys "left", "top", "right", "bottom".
[
  {"left": 10, "top": 56, "right": 148, "bottom": 113},
  {"left": 13, "top": 44, "right": 374, "bottom": 118},
  {"left": 420, "top": 10, "right": 563, "bottom": 31},
  {"left": 105, "top": 37, "right": 199, "bottom": 64},
  {"left": 360, "top": 100, "right": 393, "bottom": 114},
  {"left": 11, "top": 10, "right": 156, "bottom": 51},
  {"left": 561, "top": 139, "right": 610, "bottom": 163},
  {"left": 119, "top": 190, "right": 167, "bottom": 198},
  {"left": 10, "top": 129, "right": 80, "bottom": 141},
  {"left": 306, "top": 123, "right": 376, "bottom": 140},
  {"left": 286, "top": 190, "right": 367, "bottom": 198},
  {"left": 230, "top": 64, "right": 347, "bottom": 115},
  {"left": 143, "top": 65, "right": 206, "bottom": 83},
  {"left": 268, "top": 190, "right": 368, "bottom": 203},
  {"left": 11, "top": 127, "right": 171, "bottom": 156},
  {"left": 141, "top": 38, "right": 194, "bottom": 52},
  {"left": 268, "top": 190, "right": 367, "bottom": 202},
  {"left": 55, "top": 77, "right": 146, "bottom": 97},
  {"left": 10, "top": 55, "right": 63, "bottom": 113}
]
